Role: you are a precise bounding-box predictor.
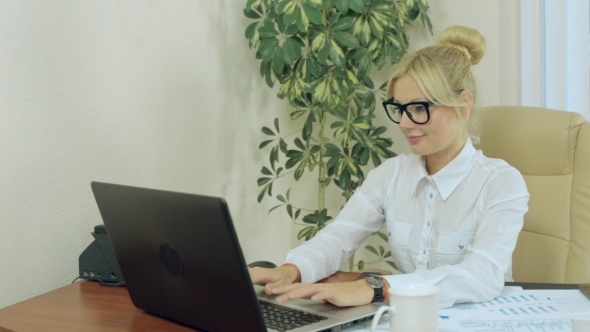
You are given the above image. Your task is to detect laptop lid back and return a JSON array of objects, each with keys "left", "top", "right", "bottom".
[{"left": 91, "top": 181, "right": 266, "bottom": 332}]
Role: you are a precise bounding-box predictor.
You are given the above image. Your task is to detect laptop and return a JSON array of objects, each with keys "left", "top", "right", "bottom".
[{"left": 91, "top": 181, "right": 378, "bottom": 332}]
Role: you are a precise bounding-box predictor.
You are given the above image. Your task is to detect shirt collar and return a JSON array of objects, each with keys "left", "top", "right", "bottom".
[{"left": 412, "top": 138, "right": 479, "bottom": 201}]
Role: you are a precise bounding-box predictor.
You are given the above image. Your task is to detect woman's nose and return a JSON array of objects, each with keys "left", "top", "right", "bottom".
[{"left": 398, "top": 111, "right": 414, "bottom": 129}]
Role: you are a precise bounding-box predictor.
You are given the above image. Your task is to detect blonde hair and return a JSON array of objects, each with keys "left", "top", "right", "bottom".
[{"left": 385, "top": 25, "right": 486, "bottom": 142}]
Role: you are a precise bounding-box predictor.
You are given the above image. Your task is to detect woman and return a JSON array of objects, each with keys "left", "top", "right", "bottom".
[{"left": 249, "top": 25, "right": 529, "bottom": 308}]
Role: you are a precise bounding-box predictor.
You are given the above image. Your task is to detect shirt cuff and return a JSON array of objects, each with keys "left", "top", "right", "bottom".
[{"left": 283, "top": 257, "right": 315, "bottom": 284}]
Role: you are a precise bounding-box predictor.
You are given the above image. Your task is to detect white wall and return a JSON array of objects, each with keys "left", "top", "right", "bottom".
[{"left": 0, "top": 0, "right": 511, "bottom": 308}]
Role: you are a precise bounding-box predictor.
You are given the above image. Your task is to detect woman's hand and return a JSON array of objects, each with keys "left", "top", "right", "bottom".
[
  {"left": 249, "top": 265, "right": 301, "bottom": 295},
  {"left": 270, "top": 280, "right": 374, "bottom": 307}
]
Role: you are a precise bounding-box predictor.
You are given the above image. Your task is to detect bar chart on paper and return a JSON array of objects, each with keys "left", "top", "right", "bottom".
[
  {"left": 448, "top": 289, "right": 588, "bottom": 331},
  {"left": 457, "top": 317, "right": 573, "bottom": 331},
  {"left": 350, "top": 288, "right": 590, "bottom": 332}
]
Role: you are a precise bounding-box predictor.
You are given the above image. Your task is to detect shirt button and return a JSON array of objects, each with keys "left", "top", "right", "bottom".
[
  {"left": 423, "top": 249, "right": 426, "bottom": 254},
  {"left": 427, "top": 222, "right": 431, "bottom": 227},
  {"left": 388, "top": 232, "right": 391, "bottom": 236},
  {"left": 429, "top": 193, "right": 433, "bottom": 198},
  {"left": 458, "top": 244, "right": 465, "bottom": 249}
]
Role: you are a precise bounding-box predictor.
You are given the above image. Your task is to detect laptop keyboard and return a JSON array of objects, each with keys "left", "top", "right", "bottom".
[{"left": 259, "top": 300, "right": 328, "bottom": 331}]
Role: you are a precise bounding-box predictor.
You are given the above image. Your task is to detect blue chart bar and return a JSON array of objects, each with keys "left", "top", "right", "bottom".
[{"left": 459, "top": 318, "right": 572, "bottom": 331}]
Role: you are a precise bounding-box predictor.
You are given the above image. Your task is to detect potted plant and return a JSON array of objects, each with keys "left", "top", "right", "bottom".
[{"left": 245, "top": 0, "right": 431, "bottom": 271}]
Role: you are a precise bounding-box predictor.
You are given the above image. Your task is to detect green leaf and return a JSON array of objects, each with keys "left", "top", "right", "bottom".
[
  {"left": 357, "top": 260, "right": 365, "bottom": 271},
  {"left": 285, "top": 156, "right": 301, "bottom": 169},
  {"left": 294, "top": 137, "right": 305, "bottom": 150},
  {"left": 290, "top": 109, "right": 306, "bottom": 120},
  {"left": 357, "top": 54, "right": 371, "bottom": 79},
  {"left": 370, "top": 150, "right": 381, "bottom": 167},
  {"left": 333, "top": 31, "right": 360, "bottom": 48},
  {"left": 296, "top": 6, "right": 309, "bottom": 32},
  {"left": 260, "top": 39, "right": 279, "bottom": 63},
  {"left": 368, "top": 15, "right": 385, "bottom": 39},
  {"left": 276, "top": 0, "right": 295, "bottom": 14},
  {"left": 385, "top": 260, "right": 397, "bottom": 270},
  {"left": 358, "top": 146, "right": 370, "bottom": 165},
  {"left": 259, "top": 139, "right": 274, "bottom": 149},
  {"left": 307, "top": 57, "right": 321, "bottom": 78},
  {"left": 303, "top": 3, "right": 322, "bottom": 25},
  {"left": 286, "top": 204, "right": 293, "bottom": 218},
  {"left": 272, "top": 50, "right": 285, "bottom": 74},
  {"left": 302, "top": 215, "right": 318, "bottom": 224},
  {"left": 376, "top": 231, "right": 388, "bottom": 242},
  {"left": 337, "top": 169, "right": 351, "bottom": 189},
  {"left": 327, "top": 11, "right": 342, "bottom": 26},
  {"left": 261, "top": 166, "right": 273, "bottom": 175},
  {"left": 294, "top": 161, "right": 307, "bottom": 180},
  {"left": 283, "top": 38, "right": 302, "bottom": 65},
  {"left": 335, "top": 0, "right": 350, "bottom": 13},
  {"left": 372, "top": 126, "right": 387, "bottom": 136},
  {"left": 273, "top": 118, "right": 280, "bottom": 133},
  {"left": 268, "top": 204, "right": 283, "bottom": 213},
  {"left": 365, "top": 245, "right": 378, "bottom": 256},
  {"left": 317, "top": 41, "right": 331, "bottom": 64},
  {"left": 258, "top": 24, "right": 279, "bottom": 38},
  {"left": 286, "top": 188, "right": 291, "bottom": 200},
  {"left": 257, "top": 184, "right": 269, "bottom": 203},
  {"left": 297, "top": 226, "right": 314, "bottom": 240},
  {"left": 246, "top": 0, "right": 262, "bottom": 11},
  {"left": 349, "top": 0, "right": 365, "bottom": 13},
  {"left": 257, "top": 177, "right": 272, "bottom": 186},
  {"left": 245, "top": 22, "right": 260, "bottom": 40},
  {"left": 262, "top": 62, "right": 275, "bottom": 88},
  {"left": 270, "top": 145, "right": 279, "bottom": 169},
  {"left": 332, "top": 16, "right": 355, "bottom": 31},
  {"left": 302, "top": 111, "right": 315, "bottom": 140},
  {"left": 329, "top": 40, "right": 345, "bottom": 67},
  {"left": 361, "top": 76, "right": 374, "bottom": 89},
  {"left": 244, "top": 8, "right": 261, "bottom": 19},
  {"left": 262, "top": 126, "right": 275, "bottom": 136},
  {"left": 283, "top": 6, "right": 300, "bottom": 26},
  {"left": 362, "top": 91, "right": 375, "bottom": 108}
]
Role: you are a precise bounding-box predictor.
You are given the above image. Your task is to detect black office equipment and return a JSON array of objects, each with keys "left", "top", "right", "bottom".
[
  {"left": 78, "top": 225, "right": 125, "bottom": 285},
  {"left": 91, "top": 181, "right": 377, "bottom": 332}
]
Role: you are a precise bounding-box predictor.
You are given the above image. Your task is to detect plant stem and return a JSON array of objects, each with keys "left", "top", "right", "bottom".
[{"left": 317, "top": 109, "right": 327, "bottom": 228}]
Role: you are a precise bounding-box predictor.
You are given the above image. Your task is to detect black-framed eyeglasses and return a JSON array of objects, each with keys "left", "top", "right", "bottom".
[{"left": 382, "top": 98, "right": 433, "bottom": 124}]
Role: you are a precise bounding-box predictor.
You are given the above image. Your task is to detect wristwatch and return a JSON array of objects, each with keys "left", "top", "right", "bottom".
[{"left": 364, "top": 274, "right": 384, "bottom": 303}]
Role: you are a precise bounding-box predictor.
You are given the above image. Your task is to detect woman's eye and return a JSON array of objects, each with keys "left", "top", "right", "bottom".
[{"left": 413, "top": 105, "right": 426, "bottom": 112}]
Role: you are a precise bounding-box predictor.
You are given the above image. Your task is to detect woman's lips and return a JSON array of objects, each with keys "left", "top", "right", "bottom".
[{"left": 406, "top": 135, "right": 425, "bottom": 144}]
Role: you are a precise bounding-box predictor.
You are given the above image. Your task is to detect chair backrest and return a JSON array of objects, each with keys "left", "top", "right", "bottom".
[{"left": 476, "top": 106, "right": 590, "bottom": 283}]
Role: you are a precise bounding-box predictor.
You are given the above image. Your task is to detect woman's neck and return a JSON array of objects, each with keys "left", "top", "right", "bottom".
[{"left": 424, "top": 138, "right": 466, "bottom": 175}]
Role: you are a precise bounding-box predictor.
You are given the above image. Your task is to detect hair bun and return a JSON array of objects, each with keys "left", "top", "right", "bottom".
[{"left": 437, "top": 25, "right": 486, "bottom": 65}]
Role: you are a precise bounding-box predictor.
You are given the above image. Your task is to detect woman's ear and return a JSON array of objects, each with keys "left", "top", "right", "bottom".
[{"left": 459, "top": 89, "right": 474, "bottom": 119}]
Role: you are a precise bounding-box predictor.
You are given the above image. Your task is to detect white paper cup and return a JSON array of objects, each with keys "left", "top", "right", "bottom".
[{"left": 370, "top": 284, "right": 438, "bottom": 332}]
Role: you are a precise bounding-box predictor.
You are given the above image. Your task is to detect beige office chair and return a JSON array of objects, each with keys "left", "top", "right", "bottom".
[{"left": 476, "top": 106, "right": 590, "bottom": 283}]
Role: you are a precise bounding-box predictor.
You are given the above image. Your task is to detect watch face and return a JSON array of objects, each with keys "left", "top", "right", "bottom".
[{"left": 365, "top": 275, "right": 384, "bottom": 288}]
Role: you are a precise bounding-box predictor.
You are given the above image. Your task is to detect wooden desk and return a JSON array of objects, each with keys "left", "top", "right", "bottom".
[
  {"left": 0, "top": 280, "right": 582, "bottom": 332},
  {"left": 0, "top": 281, "right": 195, "bottom": 332}
]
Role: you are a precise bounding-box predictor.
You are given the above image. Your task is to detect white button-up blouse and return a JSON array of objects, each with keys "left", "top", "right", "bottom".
[{"left": 284, "top": 139, "right": 530, "bottom": 308}]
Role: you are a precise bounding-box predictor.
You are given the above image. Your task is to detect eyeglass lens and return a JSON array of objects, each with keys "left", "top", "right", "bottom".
[{"left": 385, "top": 103, "right": 430, "bottom": 124}]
